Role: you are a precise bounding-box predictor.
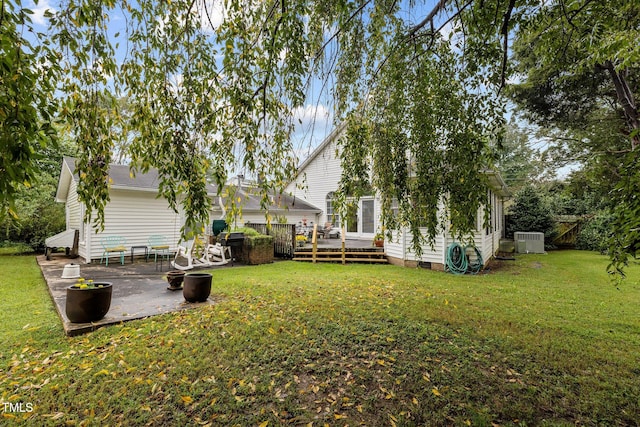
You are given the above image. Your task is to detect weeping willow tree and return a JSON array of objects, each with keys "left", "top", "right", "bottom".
[
  {"left": 4, "top": 0, "right": 638, "bottom": 271},
  {"left": 0, "top": 1, "right": 59, "bottom": 221},
  {"left": 335, "top": 41, "right": 504, "bottom": 254},
  {"left": 41, "top": 0, "right": 512, "bottom": 250}
]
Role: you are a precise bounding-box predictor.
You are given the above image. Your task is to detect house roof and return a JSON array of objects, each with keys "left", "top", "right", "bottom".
[
  {"left": 228, "top": 185, "right": 321, "bottom": 213},
  {"left": 484, "top": 169, "right": 511, "bottom": 197},
  {"left": 293, "top": 123, "right": 510, "bottom": 198},
  {"left": 55, "top": 157, "right": 219, "bottom": 201},
  {"left": 56, "top": 157, "right": 320, "bottom": 212}
]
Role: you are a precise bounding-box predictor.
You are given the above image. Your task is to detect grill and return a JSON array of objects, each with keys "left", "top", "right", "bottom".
[{"left": 219, "top": 232, "right": 245, "bottom": 265}]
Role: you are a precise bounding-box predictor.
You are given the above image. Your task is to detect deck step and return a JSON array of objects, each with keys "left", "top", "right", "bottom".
[
  {"left": 293, "top": 249, "right": 387, "bottom": 264},
  {"left": 293, "top": 257, "right": 388, "bottom": 263}
]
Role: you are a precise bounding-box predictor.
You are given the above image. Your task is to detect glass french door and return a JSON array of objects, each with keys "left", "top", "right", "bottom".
[
  {"left": 361, "top": 199, "right": 375, "bottom": 235},
  {"left": 345, "top": 198, "right": 376, "bottom": 237}
]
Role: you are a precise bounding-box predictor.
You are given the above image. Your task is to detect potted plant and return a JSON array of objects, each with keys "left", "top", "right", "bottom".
[
  {"left": 166, "top": 270, "right": 185, "bottom": 290},
  {"left": 373, "top": 231, "right": 385, "bottom": 248},
  {"left": 65, "top": 278, "right": 113, "bottom": 323},
  {"left": 183, "top": 272, "right": 212, "bottom": 303}
]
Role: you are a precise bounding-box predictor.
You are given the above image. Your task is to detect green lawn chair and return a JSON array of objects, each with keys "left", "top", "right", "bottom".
[
  {"left": 147, "top": 235, "right": 171, "bottom": 264},
  {"left": 100, "top": 236, "right": 127, "bottom": 266}
]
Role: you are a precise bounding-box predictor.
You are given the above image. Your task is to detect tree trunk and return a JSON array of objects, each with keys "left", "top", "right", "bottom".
[{"left": 605, "top": 61, "right": 640, "bottom": 150}]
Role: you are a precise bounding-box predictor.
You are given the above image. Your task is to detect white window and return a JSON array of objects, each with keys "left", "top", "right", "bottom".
[{"left": 325, "top": 192, "right": 341, "bottom": 228}]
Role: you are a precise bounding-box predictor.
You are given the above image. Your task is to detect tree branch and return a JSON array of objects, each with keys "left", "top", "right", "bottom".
[
  {"left": 407, "top": 0, "right": 450, "bottom": 38},
  {"left": 498, "top": 0, "right": 517, "bottom": 93},
  {"left": 313, "top": 0, "right": 373, "bottom": 61},
  {"left": 0, "top": 0, "right": 6, "bottom": 27},
  {"left": 604, "top": 60, "right": 640, "bottom": 150}
]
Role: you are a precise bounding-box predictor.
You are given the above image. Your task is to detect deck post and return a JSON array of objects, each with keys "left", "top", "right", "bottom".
[
  {"left": 312, "top": 223, "right": 318, "bottom": 263},
  {"left": 341, "top": 226, "right": 346, "bottom": 264}
]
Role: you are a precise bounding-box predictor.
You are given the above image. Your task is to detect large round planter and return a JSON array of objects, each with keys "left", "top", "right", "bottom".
[
  {"left": 65, "top": 282, "right": 113, "bottom": 323},
  {"left": 183, "top": 273, "right": 212, "bottom": 303}
]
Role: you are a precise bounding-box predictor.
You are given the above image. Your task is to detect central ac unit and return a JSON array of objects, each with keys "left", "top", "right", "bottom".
[{"left": 514, "top": 231, "right": 545, "bottom": 254}]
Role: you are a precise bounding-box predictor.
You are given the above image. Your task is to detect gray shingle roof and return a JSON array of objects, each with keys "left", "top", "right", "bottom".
[
  {"left": 61, "top": 157, "right": 319, "bottom": 212},
  {"left": 63, "top": 157, "right": 218, "bottom": 194},
  {"left": 233, "top": 187, "right": 320, "bottom": 212}
]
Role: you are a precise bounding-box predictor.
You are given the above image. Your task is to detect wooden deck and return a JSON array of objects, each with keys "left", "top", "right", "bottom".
[{"left": 293, "top": 238, "right": 387, "bottom": 263}]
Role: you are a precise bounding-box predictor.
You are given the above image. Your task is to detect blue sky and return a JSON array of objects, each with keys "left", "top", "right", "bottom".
[
  {"left": 25, "top": 0, "right": 337, "bottom": 165},
  {"left": 24, "top": 1, "right": 571, "bottom": 181}
]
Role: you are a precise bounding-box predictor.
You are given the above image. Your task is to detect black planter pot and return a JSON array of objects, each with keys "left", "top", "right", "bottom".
[
  {"left": 166, "top": 270, "right": 186, "bottom": 290},
  {"left": 183, "top": 273, "right": 212, "bottom": 303},
  {"left": 65, "top": 282, "right": 113, "bottom": 323}
]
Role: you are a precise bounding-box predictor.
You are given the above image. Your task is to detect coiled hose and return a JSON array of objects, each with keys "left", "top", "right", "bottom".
[{"left": 446, "top": 243, "right": 483, "bottom": 275}]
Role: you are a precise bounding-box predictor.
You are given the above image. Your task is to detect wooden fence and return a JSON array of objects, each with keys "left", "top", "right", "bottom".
[
  {"left": 553, "top": 215, "right": 584, "bottom": 248},
  {"left": 244, "top": 223, "right": 296, "bottom": 259},
  {"left": 505, "top": 215, "right": 585, "bottom": 248}
]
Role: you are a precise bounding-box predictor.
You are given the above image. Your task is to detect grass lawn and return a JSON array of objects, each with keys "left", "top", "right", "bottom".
[{"left": 1, "top": 251, "right": 639, "bottom": 426}]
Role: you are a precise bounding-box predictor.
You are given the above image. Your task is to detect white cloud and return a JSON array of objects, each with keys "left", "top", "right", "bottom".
[
  {"left": 196, "top": 0, "right": 226, "bottom": 33},
  {"left": 28, "top": 0, "right": 56, "bottom": 26},
  {"left": 293, "top": 104, "right": 331, "bottom": 129}
]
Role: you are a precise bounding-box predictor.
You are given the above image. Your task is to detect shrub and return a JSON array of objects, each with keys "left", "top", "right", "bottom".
[
  {"left": 506, "top": 185, "right": 557, "bottom": 244},
  {"left": 576, "top": 211, "right": 613, "bottom": 254},
  {"left": 232, "top": 226, "right": 263, "bottom": 237}
]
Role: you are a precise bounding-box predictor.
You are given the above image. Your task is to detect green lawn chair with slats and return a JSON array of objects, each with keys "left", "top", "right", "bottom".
[
  {"left": 100, "top": 236, "right": 127, "bottom": 266},
  {"left": 147, "top": 235, "right": 171, "bottom": 264}
]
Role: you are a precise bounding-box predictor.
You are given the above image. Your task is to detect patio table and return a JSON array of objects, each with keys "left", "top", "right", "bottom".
[{"left": 130, "top": 245, "right": 148, "bottom": 263}]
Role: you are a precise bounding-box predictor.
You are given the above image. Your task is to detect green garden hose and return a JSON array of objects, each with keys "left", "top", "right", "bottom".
[{"left": 446, "top": 242, "right": 483, "bottom": 274}]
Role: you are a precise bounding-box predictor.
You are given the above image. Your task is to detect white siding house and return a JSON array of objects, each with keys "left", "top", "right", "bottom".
[
  {"left": 210, "top": 179, "right": 321, "bottom": 229},
  {"left": 55, "top": 157, "right": 186, "bottom": 263},
  {"left": 285, "top": 127, "right": 510, "bottom": 270},
  {"left": 54, "top": 157, "right": 321, "bottom": 263}
]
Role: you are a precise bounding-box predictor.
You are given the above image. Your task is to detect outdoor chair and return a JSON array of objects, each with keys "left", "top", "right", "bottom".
[
  {"left": 147, "top": 235, "right": 171, "bottom": 264},
  {"left": 320, "top": 222, "right": 333, "bottom": 239},
  {"left": 100, "top": 235, "right": 127, "bottom": 266},
  {"left": 320, "top": 222, "right": 340, "bottom": 239}
]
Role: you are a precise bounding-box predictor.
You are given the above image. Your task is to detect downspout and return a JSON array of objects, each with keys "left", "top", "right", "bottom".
[
  {"left": 491, "top": 193, "right": 495, "bottom": 263},
  {"left": 441, "top": 228, "right": 446, "bottom": 268},
  {"left": 402, "top": 228, "right": 407, "bottom": 266},
  {"left": 218, "top": 196, "right": 226, "bottom": 219},
  {"left": 84, "top": 205, "right": 91, "bottom": 264}
]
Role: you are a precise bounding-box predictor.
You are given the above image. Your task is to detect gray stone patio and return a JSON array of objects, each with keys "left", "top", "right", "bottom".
[
  {"left": 38, "top": 237, "right": 376, "bottom": 336},
  {"left": 38, "top": 254, "right": 234, "bottom": 336}
]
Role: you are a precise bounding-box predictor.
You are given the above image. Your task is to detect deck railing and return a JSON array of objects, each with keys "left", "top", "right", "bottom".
[{"left": 244, "top": 223, "right": 296, "bottom": 259}]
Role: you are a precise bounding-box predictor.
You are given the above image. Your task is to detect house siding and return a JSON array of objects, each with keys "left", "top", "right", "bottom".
[
  {"left": 387, "top": 229, "right": 446, "bottom": 267},
  {"left": 87, "top": 189, "right": 183, "bottom": 262},
  {"left": 285, "top": 136, "right": 342, "bottom": 226},
  {"left": 287, "top": 128, "right": 508, "bottom": 268},
  {"left": 66, "top": 179, "right": 82, "bottom": 232},
  {"left": 382, "top": 192, "right": 506, "bottom": 269}
]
